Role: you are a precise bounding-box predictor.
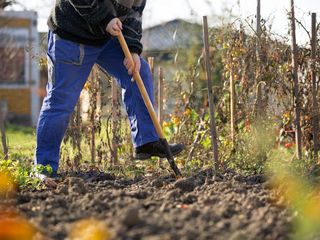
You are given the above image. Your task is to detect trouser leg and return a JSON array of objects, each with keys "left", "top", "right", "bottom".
[
  {"left": 35, "top": 32, "right": 100, "bottom": 171},
  {"left": 96, "top": 39, "right": 159, "bottom": 148}
]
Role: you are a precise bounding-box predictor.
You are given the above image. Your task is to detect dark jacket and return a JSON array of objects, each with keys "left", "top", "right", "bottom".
[{"left": 48, "top": 0, "right": 146, "bottom": 54}]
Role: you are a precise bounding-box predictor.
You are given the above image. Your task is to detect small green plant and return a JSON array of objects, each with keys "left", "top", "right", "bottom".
[{"left": 0, "top": 159, "right": 52, "bottom": 190}]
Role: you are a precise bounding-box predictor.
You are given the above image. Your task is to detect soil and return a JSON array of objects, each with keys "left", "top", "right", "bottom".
[{"left": 1, "top": 169, "right": 295, "bottom": 240}]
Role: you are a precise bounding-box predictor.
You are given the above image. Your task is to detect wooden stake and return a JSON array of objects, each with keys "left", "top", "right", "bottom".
[
  {"left": 290, "top": 0, "right": 302, "bottom": 159},
  {"left": 203, "top": 16, "right": 220, "bottom": 171},
  {"left": 111, "top": 78, "right": 119, "bottom": 165},
  {"left": 158, "top": 67, "right": 164, "bottom": 126},
  {"left": 74, "top": 101, "right": 82, "bottom": 168},
  {"left": 256, "top": 0, "right": 261, "bottom": 38},
  {"left": 230, "top": 66, "right": 236, "bottom": 148},
  {"left": 0, "top": 101, "right": 8, "bottom": 160},
  {"left": 255, "top": 0, "right": 263, "bottom": 118},
  {"left": 311, "top": 13, "right": 319, "bottom": 159},
  {"left": 90, "top": 67, "right": 98, "bottom": 164},
  {"left": 148, "top": 57, "right": 157, "bottom": 109}
]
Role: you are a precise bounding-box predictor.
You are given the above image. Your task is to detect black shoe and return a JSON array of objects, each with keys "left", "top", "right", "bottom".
[{"left": 134, "top": 140, "right": 185, "bottom": 160}]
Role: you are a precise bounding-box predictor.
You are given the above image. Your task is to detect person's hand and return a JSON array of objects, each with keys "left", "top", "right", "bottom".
[
  {"left": 106, "top": 18, "right": 122, "bottom": 36},
  {"left": 124, "top": 53, "right": 141, "bottom": 75}
]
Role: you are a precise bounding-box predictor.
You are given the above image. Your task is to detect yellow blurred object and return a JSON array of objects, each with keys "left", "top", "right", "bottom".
[
  {"left": 270, "top": 167, "right": 320, "bottom": 238},
  {"left": 162, "top": 121, "right": 170, "bottom": 128},
  {"left": 0, "top": 214, "right": 37, "bottom": 240},
  {"left": 302, "top": 194, "right": 320, "bottom": 221},
  {"left": 182, "top": 93, "right": 188, "bottom": 103},
  {"left": 283, "top": 112, "right": 290, "bottom": 120},
  {"left": 69, "top": 219, "right": 111, "bottom": 240},
  {"left": 83, "top": 82, "right": 90, "bottom": 91},
  {"left": 183, "top": 108, "right": 192, "bottom": 117},
  {"left": 0, "top": 171, "right": 16, "bottom": 196},
  {"left": 171, "top": 116, "right": 180, "bottom": 126}
]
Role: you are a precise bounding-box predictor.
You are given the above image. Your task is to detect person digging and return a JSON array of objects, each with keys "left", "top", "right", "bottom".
[{"left": 35, "top": 0, "right": 184, "bottom": 186}]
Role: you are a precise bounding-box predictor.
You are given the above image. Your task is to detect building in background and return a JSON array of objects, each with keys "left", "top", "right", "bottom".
[
  {"left": 0, "top": 11, "right": 40, "bottom": 126},
  {"left": 141, "top": 19, "right": 202, "bottom": 60}
]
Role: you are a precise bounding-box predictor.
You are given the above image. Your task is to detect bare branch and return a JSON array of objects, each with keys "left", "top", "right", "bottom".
[{"left": 295, "top": 17, "right": 311, "bottom": 41}]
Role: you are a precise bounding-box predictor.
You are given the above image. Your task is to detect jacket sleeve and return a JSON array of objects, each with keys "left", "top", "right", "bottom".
[
  {"left": 122, "top": 0, "right": 146, "bottom": 54},
  {"left": 67, "top": 0, "right": 116, "bottom": 26}
]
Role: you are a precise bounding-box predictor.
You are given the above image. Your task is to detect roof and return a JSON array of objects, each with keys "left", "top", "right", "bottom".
[
  {"left": 141, "top": 19, "right": 202, "bottom": 52},
  {"left": 0, "top": 10, "right": 38, "bottom": 20},
  {"left": 0, "top": 10, "right": 38, "bottom": 48}
]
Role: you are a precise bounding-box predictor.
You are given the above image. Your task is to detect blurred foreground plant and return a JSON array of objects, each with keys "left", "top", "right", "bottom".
[
  {"left": 268, "top": 149, "right": 320, "bottom": 239},
  {"left": 0, "top": 169, "right": 16, "bottom": 198},
  {"left": 69, "top": 218, "right": 111, "bottom": 240},
  {"left": 0, "top": 212, "right": 37, "bottom": 240}
]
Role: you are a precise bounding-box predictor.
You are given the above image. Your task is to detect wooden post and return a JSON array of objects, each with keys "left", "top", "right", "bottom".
[
  {"left": 74, "top": 101, "right": 82, "bottom": 168},
  {"left": 256, "top": 0, "right": 261, "bottom": 38},
  {"left": 311, "top": 13, "right": 319, "bottom": 159},
  {"left": 158, "top": 67, "right": 164, "bottom": 126},
  {"left": 255, "top": 0, "right": 263, "bottom": 118},
  {"left": 256, "top": 0, "right": 262, "bottom": 63},
  {"left": 290, "top": 0, "right": 302, "bottom": 159},
  {"left": 0, "top": 101, "right": 8, "bottom": 160},
  {"left": 111, "top": 78, "right": 119, "bottom": 166},
  {"left": 148, "top": 57, "right": 157, "bottom": 109},
  {"left": 90, "top": 67, "right": 98, "bottom": 164},
  {"left": 203, "top": 16, "right": 220, "bottom": 171},
  {"left": 230, "top": 65, "right": 236, "bottom": 148}
]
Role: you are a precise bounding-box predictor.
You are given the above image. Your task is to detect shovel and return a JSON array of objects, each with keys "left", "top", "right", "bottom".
[{"left": 117, "top": 32, "right": 182, "bottom": 178}]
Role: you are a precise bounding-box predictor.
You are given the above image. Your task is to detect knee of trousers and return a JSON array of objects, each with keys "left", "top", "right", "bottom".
[{"left": 41, "top": 89, "right": 80, "bottom": 115}]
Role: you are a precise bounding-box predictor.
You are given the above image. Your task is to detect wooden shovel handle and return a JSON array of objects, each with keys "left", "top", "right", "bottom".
[{"left": 117, "top": 32, "right": 165, "bottom": 139}]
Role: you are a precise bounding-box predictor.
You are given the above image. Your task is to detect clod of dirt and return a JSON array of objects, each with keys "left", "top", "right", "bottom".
[
  {"left": 150, "top": 179, "right": 164, "bottom": 188},
  {"left": 173, "top": 177, "right": 196, "bottom": 192},
  {"left": 119, "top": 206, "right": 141, "bottom": 227},
  {"left": 67, "top": 177, "right": 87, "bottom": 195},
  {"left": 212, "top": 175, "right": 223, "bottom": 182},
  {"left": 17, "top": 194, "right": 31, "bottom": 204},
  {"left": 229, "top": 231, "right": 247, "bottom": 240},
  {"left": 55, "top": 184, "right": 68, "bottom": 195},
  {"left": 201, "top": 196, "right": 219, "bottom": 206},
  {"left": 181, "top": 193, "right": 197, "bottom": 204},
  {"left": 164, "top": 189, "right": 181, "bottom": 200}
]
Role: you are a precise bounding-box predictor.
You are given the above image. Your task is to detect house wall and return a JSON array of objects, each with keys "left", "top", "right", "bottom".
[
  {"left": 0, "top": 11, "right": 40, "bottom": 126},
  {"left": 0, "top": 88, "right": 31, "bottom": 118}
]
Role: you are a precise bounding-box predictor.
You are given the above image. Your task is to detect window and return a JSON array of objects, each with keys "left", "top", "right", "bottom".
[
  {"left": 0, "top": 28, "right": 28, "bottom": 85},
  {"left": 0, "top": 47, "right": 25, "bottom": 84}
]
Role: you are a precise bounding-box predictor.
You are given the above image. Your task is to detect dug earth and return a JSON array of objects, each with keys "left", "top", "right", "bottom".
[{"left": 2, "top": 169, "right": 294, "bottom": 239}]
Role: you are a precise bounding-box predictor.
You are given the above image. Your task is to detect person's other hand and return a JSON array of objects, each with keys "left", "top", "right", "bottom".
[
  {"left": 124, "top": 53, "right": 141, "bottom": 75},
  {"left": 106, "top": 18, "right": 122, "bottom": 36}
]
